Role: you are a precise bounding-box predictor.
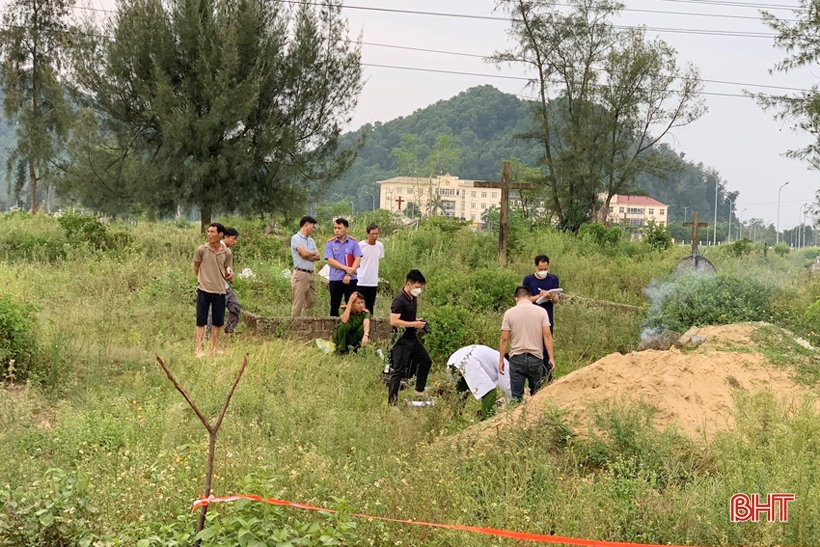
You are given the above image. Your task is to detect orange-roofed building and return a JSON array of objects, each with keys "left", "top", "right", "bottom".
[{"left": 605, "top": 195, "right": 669, "bottom": 226}]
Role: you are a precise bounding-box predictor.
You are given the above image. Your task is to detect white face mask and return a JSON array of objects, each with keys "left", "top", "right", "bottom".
[
  {"left": 410, "top": 288, "right": 423, "bottom": 297},
  {"left": 535, "top": 270, "right": 548, "bottom": 279}
]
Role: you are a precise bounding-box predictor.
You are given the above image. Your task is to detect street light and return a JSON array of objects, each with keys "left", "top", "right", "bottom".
[
  {"left": 776, "top": 181, "right": 789, "bottom": 244},
  {"left": 682, "top": 205, "right": 689, "bottom": 223},
  {"left": 709, "top": 174, "right": 718, "bottom": 246},
  {"left": 800, "top": 202, "right": 809, "bottom": 248},
  {"left": 727, "top": 195, "right": 734, "bottom": 242},
  {"left": 739, "top": 208, "right": 747, "bottom": 240},
  {"left": 364, "top": 190, "right": 376, "bottom": 212}
]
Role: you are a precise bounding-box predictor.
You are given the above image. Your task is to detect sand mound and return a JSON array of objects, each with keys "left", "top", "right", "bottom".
[{"left": 473, "top": 323, "right": 817, "bottom": 441}]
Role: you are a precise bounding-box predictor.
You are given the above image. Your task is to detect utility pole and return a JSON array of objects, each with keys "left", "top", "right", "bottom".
[
  {"left": 711, "top": 174, "right": 718, "bottom": 246},
  {"left": 777, "top": 181, "right": 789, "bottom": 244}
]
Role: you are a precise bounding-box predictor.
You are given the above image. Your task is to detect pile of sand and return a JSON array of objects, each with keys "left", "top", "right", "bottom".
[{"left": 474, "top": 323, "right": 818, "bottom": 441}]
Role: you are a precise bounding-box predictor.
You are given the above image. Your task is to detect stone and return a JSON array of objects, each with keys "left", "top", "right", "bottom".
[
  {"left": 676, "top": 326, "right": 700, "bottom": 348},
  {"left": 639, "top": 329, "right": 682, "bottom": 351}
]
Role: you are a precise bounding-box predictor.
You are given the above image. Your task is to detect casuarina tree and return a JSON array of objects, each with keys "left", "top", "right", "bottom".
[
  {"left": 0, "top": 0, "right": 74, "bottom": 213},
  {"left": 69, "top": 0, "right": 362, "bottom": 230}
]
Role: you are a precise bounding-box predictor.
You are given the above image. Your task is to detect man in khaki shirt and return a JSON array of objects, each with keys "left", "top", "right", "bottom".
[
  {"left": 193, "top": 223, "right": 233, "bottom": 357},
  {"left": 498, "top": 286, "right": 555, "bottom": 402}
]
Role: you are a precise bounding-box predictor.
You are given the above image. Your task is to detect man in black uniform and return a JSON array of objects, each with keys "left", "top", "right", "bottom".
[{"left": 387, "top": 269, "right": 433, "bottom": 406}]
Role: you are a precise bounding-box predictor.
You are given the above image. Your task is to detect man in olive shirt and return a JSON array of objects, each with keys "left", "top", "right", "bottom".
[
  {"left": 193, "top": 223, "right": 233, "bottom": 357},
  {"left": 333, "top": 291, "right": 371, "bottom": 354},
  {"left": 498, "top": 286, "right": 555, "bottom": 402}
]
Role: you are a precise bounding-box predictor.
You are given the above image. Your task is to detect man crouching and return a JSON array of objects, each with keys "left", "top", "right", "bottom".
[{"left": 333, "top": 291, "right": 371, "bottom": 354}]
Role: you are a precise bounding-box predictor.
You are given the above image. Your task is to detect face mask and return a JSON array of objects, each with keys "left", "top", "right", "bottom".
[
  {"left": 410, "top": 288, "right": 423, "bottom": 297},
  {"left": 535, "top": 271, "right": 548, "bottom": 279}
]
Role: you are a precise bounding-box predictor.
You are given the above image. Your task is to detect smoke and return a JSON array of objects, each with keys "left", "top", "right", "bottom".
[{"left": 641, "top": 269, "right": 715, "bottom": 341}]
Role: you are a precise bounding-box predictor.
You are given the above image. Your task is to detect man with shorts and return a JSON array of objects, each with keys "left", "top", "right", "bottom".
[{"left": 194, "top": 223, "right": 233, "bottom": 356}]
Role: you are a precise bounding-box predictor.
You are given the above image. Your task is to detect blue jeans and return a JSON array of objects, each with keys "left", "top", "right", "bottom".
[{"left": 509, "top": 353, "right": 544, "bottom": 402}]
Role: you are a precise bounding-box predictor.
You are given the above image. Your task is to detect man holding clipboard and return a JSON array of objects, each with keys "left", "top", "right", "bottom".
[{"left": 522, "top": 254, "right": 560, "bottom": 382}]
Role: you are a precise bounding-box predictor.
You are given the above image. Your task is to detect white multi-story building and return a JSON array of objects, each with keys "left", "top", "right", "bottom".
[
  {"left": 377, "top": 175, "right": 502, "bottom": 226},
  {"left": 605, "top": 195, "right": 669, "bottom": 226}
]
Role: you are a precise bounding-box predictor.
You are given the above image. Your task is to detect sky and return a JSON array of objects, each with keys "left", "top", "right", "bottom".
[{"left": 79, "top": 0, "right": 820, "bottom": 228}]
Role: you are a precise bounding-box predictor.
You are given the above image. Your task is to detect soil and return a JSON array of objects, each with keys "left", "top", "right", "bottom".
[{"left": 472, "top": 323, "right": 818, "bottom": 442}]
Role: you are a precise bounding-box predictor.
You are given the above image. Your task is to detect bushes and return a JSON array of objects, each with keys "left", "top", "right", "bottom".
[
  {"left": 427, "top": 268, "right": 520, "bottom": 312},
  {"left": 423, "top": 305, "right": 477, "bottom": 362},
  {"left": 645, "top": 273, "right": 769, "bottom": 333},
  {"left": 58, "top": 213, "right": 132, "bottom": 252},
  {"left": 0, "top": 469, "right": 102, "bottom": 546},
  {"left": 0, "top": 295, "right": 38, "bottom": 383}
]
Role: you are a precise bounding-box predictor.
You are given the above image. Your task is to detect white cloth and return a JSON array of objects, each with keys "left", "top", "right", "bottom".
[
  {"left": 446, "top": 345, "right": 512, "bottom": 402},
  {"left": 357, "top": 240, "right": 385, "bottom": 287}
]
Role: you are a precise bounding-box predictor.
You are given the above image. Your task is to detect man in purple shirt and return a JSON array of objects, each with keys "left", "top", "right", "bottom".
[{"left": 324, "top": 218, "right": 363, "bottom": 316}]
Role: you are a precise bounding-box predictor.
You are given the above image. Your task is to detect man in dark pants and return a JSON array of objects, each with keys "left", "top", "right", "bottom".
[
  {"left": 222, "top": 227, "right": 241, "bottom": 333},
  {"left": 522, "top": 254, "right": 560, "bottom": 382},
  {"left": 387, "top": 269, "right": 433, "bottom": 406},
  {"left": 193, "top": 223, "right": 232, "bottom": 357},
  {"left": 498, "top": 286, "right": 555, "bottom": 402},
  {"left": 324, "top": 218, "right": 362, "bottom": 316}
]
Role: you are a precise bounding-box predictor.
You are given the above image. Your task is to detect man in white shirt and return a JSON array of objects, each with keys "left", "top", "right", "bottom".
[
  {"left": 357, "top": 223, "right": 385, "bottom": 313},
  {"left": 447, "top": 345, "right": 512, "bottom": 420}
]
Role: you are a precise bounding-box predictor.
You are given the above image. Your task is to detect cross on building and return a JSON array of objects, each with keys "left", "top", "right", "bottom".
[
  {"left": 683, "top": 212, "right": 708, "bottom": 256},
  {"left": 395, "top": 196, "right": 404, "bottom": 211},
  {"left": 474, "top": 161, "right": 538, "bottom": 266}
]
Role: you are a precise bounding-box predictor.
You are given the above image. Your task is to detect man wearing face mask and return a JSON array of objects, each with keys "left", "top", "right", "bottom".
[
  {"left": 387, "top": 269, "right": 433, "bottom": 406},
  {"left": 522, "top": 255, "right": 560, "bottom": 382}
]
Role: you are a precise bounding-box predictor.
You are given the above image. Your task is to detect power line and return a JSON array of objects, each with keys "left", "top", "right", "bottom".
[
  {"left": 273, "top": 0, "right": 780, "bottom": 39},
  {"left": 645, "top": 0, "right": 802, "bottom": 12},
  {"left": 362, "top": 41, "right": 813, "bottom": 93},
  {"left": 362, "top": 62, "right": 751, "bottom": 97}
]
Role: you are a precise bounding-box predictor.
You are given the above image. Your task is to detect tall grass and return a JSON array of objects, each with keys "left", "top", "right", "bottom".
[{"left": 1, "top": 213, "right": 819, "bottom": 545}]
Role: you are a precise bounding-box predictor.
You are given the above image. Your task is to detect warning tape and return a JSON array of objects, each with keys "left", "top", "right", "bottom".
[{"left": 192, "top": 494, "right": 712, "bottom": 547}]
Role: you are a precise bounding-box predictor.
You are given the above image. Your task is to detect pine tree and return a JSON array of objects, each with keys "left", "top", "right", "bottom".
[{"left": 0, "top": 0, "right": 74, "bottom": 213}]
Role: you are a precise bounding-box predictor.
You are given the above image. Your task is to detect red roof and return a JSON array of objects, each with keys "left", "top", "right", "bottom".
[{"left": 613, "top": 195, "right": 666, "bottom": 207}]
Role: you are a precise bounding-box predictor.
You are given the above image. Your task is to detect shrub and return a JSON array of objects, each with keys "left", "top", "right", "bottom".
[
  {"left": 579, "top": 223, "right": 622, "bottom": 248},
  {"left": 648, "top": 273, "right": 769, "bottom": 333},
  {"left": 0, "top": 295, "right": 38, "bottom": 383},
  {"left": 427, "top": 269, "right": 520, "bottom": 312},
  {"left": 643, "top": 220, "right": 672, "bottom": 251},
  {"left": 423, "top": 305, "right": 477, "bottom": 361},
  {"left": 774, "top": 242, "right": 791, "bottom": 257},
  {"left": 0, "top": 469, "right": 102, "bottom": 546},
  {"left": 804, "top": 299, "right": 820, "bottom": 345},
  {"left": 58, "top": 213, "right": 132, "bottom": 252},
  {"left": 725, "top": 238, "right": 753, "bottom": 258}
]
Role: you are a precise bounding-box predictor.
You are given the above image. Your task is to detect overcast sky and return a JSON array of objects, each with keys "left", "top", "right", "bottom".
[{"left": 82, "top": 0, "right": 819, "bottom": 228}]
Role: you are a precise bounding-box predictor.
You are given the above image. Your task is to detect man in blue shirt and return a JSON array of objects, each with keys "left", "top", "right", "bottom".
[
  {"left": 522, "top": 254, "right": 560, "bottom": 382},
  {"left": 290, "top": 216, "right": 320, "bottom": 317},
  {"left": 324, "top": 218, "right": 363, "bottom": 316}
]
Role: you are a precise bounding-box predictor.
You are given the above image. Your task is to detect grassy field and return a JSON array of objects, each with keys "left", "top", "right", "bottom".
[{"left": 1, "top": 212, "right": 820, "bottom": 546}]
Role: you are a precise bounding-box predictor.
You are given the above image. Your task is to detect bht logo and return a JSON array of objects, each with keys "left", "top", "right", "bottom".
[{"left": 730, "top": 493, "right": 795, "bottom": 523}]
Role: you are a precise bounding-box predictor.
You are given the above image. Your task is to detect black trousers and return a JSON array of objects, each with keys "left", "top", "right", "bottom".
[
  {"left": 358, "top": 285, "right": 378, "bottom": 313},
  {"left": 388, "top": 338, "right": 432, "bottom": 406},
  {"left": 329, "top": 279, "right": 358, "bottom": 317}
]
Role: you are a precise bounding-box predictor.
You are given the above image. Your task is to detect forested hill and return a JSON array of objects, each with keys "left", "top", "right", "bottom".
[
  {"left": 331, "top": 85, "right": 541, "bottom": 210},
  {"left": 330, "top": 85, "right": 734, "bottom": 224}
]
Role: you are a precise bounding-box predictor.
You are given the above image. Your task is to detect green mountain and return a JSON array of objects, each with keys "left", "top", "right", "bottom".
[
  {"left": 330, "top": 85, "right": 734, "bottom": 227},
  {"left": 331, "top": 85, "right": 541, "bottom": 211}
]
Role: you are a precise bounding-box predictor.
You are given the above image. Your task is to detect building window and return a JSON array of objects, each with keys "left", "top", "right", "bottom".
[
  {"left": 627, "top": 207, "right": 644, "bottom": 215},
  {"left": 660, "top": 209, "right": 665, "bottom": 216},
  {"left": 471, "top": 203, "right": 476, "bottom": 209},
  {"left": 619, "top": 207, "right": 624, "bottom": 213},
  {"left": 481, "top": 203, "right": 487, "bottom": 210},
  {"left": 481, "top": 192, "right": 487, "bottom": 198},
  {"left": 396, "top": 188, "right": 402, "bottom": 194},
  {"left": 648, "top": 208, "right": 654, "bottom": 215},
  {"left": 491, "top": 192, "right": 497, "bottom": 199},
  {"left": 471, "top": 191, "right": 476, "bottom": 198},
  {"left": 629, "top": 218, "right": 645, "bottom": 226},
  {"left": 609, "top": 207, "right": 614, "bottom": 213},
  {"left": 471, "top": 214, "right": 476, "bottom": 220}
]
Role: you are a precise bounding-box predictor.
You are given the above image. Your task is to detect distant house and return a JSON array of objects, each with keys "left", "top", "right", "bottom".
[
  {"left": 376, "top": 175, "right": 502, "bottom": 227},
  {"left": 605, "top": 195, "right": 669, "bottom": 227}
]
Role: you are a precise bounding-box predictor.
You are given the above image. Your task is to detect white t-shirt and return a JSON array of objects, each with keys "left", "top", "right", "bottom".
[
  {"left": 446, "top": 345, "right": 512, "bottom": 401},
  {"left": 357, "top": 240, "right": 385, "bottom": 287}
]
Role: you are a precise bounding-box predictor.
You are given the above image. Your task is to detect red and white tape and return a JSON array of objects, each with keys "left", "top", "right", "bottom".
[{"left": 192, "top": 494, "right": 715, "bottom": 547}]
